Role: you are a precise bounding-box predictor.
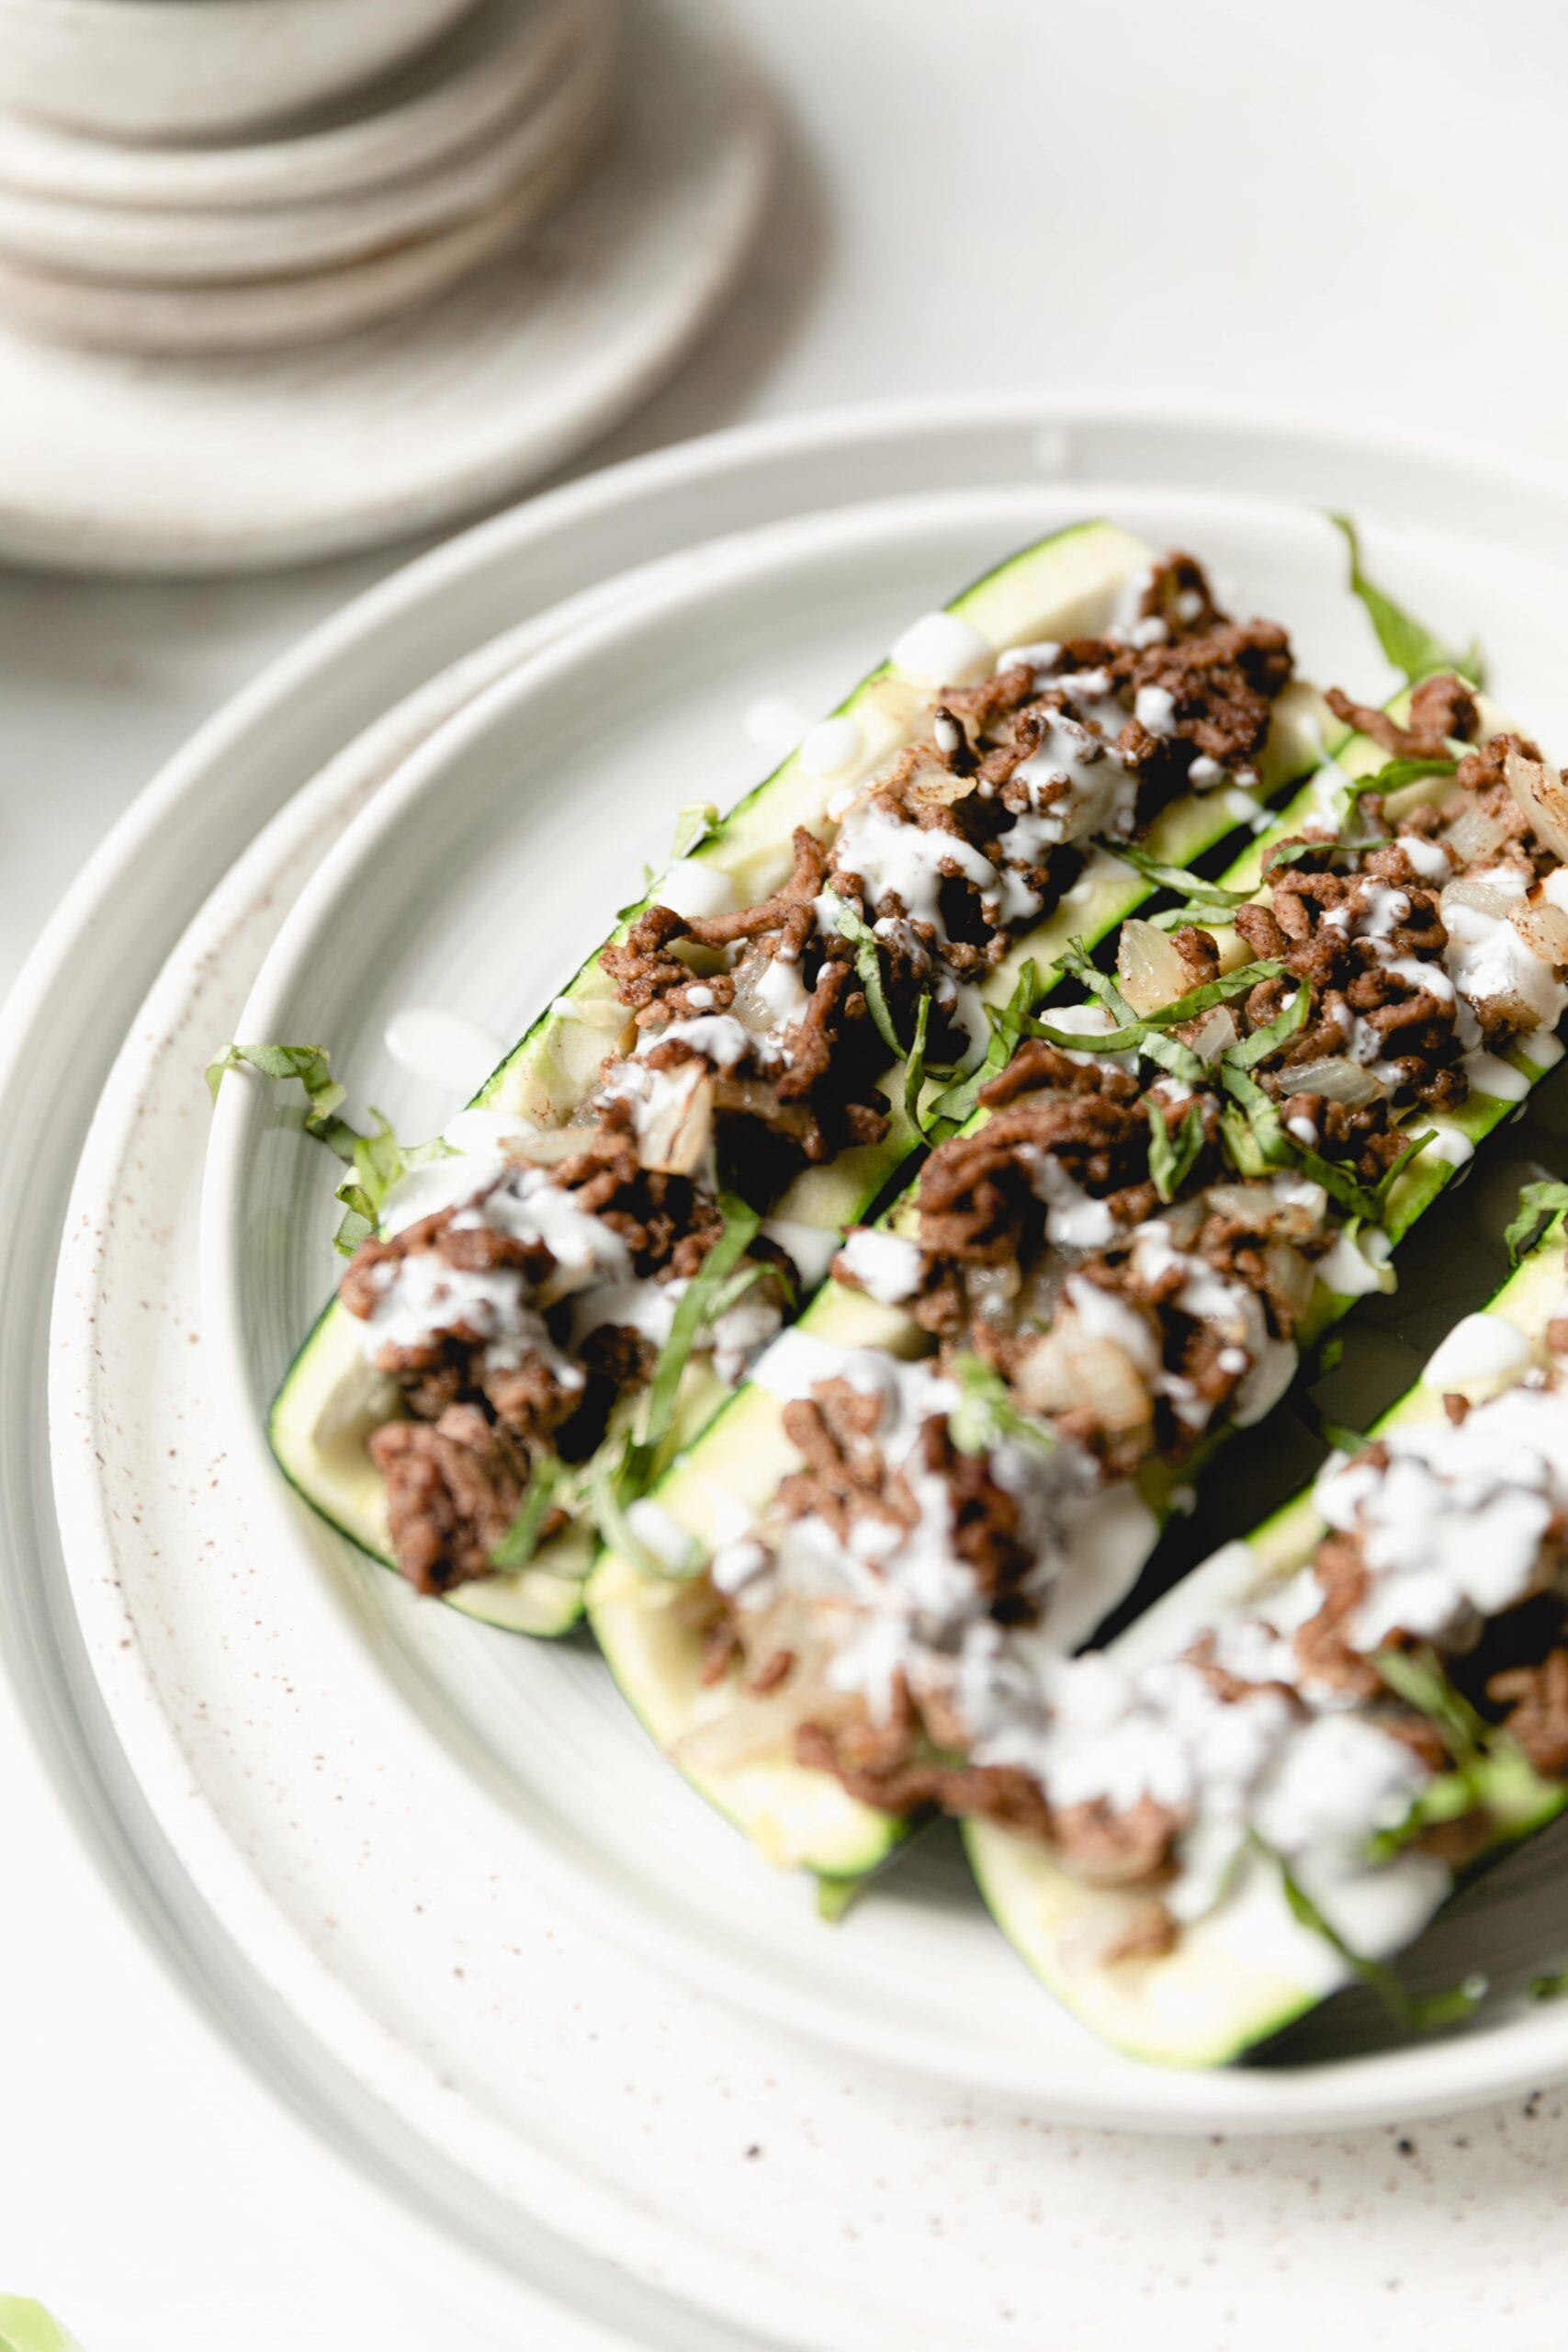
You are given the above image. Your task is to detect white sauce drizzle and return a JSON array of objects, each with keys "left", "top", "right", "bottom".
[{"left": 383, "top": 1007, "right": 506, "bottom": 1098}]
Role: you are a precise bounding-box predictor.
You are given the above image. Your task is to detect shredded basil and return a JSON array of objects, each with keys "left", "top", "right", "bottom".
[
  {"left": 208, "top": 1040, "right": 350, "bottom": 1138},
  {"left": 1223, "top": 978, "right": 1310, "bottom": 1070},
  {"left": 948, "top": 1352, "right": 1055, "bottom": 1458},
  {"left": 490, "top": 1458, "right": 567, "bottom": 1572},
  {"left": 902, "top": 989, "right": 939, "bottom": 1140},
  {"left": 597, "top": 1189, "right": 764, "bottom": 1553},
  {"left": 1530, "top": 1961, "right": 1568, "bottom": 2002},
  {"left": 590, "top": 1448, "right": 704, "bottom": 1583},
  {"left": 816, "top": 1874, "right": 864, "bottom": 1924},
  {"left": 1352, "top": 755, "right": 1459, "bottom": 796},
  {"left": 819, "top": 888, "right": 906, "bottom": 1058},
  {"left": 1111, "top": 843, "right": 1254, "bottom": 911},
  {"left": 616, "top": 803, "right": 725, "bottom": 920},
  {"left": 207, "top": 1041, "right": 452, "bottom": 1254},
  {"left": 1329, "top": 514, "right": 1486, "bottom": 688},
  {"left": 1505, "top": 1179, "right": 1568, "bottom": 1267},
  {"left": 1367, "top": 1647, "right": 1562, "bottom": 1860},
  {"left": 1147, "top": 1097, "right": 1207, "bottom": 1205},
  {"left": 1025, "top": 960, "right": 1285, "bottom": 1064},
  {"left": 1273, "top": 1846, "right": 1487, "bottom": 2032},
  {"left": 626, "top": 1190, "right": 762, "bottom": 1497},
  {"left": 1266, "top": 834, "right": 1396, "bottom": 872},
  {"left": 927, "top": 957, "right": 1039, "bottom": 1131},
  {"left": 671, "top": 800, "right": 719, "bottom": 857}
]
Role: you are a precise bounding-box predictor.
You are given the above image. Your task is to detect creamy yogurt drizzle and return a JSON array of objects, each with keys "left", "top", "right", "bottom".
[
  {"left": 715, "top": 1331, "right": 1156, "bottom": 1723},
  {"left": 973, "top": 1340, "right": 1568, "bottom": 1953}
]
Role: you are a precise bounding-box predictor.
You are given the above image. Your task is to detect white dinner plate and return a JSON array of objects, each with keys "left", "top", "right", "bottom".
[
  {"left": 190, "top": 469, "right": 1568, "bottom": 2142},
  {"left": 25, "top": 404, "right": 1568, "bottom": 2349}
]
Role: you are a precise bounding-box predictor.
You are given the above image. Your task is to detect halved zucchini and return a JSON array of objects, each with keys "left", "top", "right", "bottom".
[
  {"left": 965, "top": 1223, "right": 1568, "bottom": 2066},
  {"left": 588, "top": 686, "right": 1568, "bottom": 1870},
  {"left": 272, "top": 523, "right": 1329, "bottom": 1633}
]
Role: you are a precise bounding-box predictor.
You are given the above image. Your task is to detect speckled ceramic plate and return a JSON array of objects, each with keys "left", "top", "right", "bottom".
[
  {"left": 186, "top": 469, "right": 1568, "bottom": 2149},
  {"left": 28, "top": 408, "right": 1568, "bottom": 2350}
]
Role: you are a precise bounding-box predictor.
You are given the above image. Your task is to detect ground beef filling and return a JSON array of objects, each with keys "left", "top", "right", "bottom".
[
  {"left": 339, "top": 1106, "right": 779, "bottom": 1595},
  {"left": 707, "top": 1373, "right": 1066, "bottom": 1834},
  {"left": 844, "top": 1042, "right": 1321, "bottom": 1478},
  {"left": 604, "top": 554, "right": 1293, "bottom": 1183}
]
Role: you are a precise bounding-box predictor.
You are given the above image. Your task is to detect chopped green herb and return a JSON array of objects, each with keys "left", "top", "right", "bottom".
[
  {"left": 1267, "top": 834, "right": 1396, "bottom": 872},
  {"left": 1216, "top": 1058, "right": 1291, "bottom": 1174},
  {"left": 1272, "top": 1843, "right": 1487, "bottom": 2032},
  {"left": 617, "top": 1189, "right": 763, "bottom": 1504},
  {"left": 1025, "top": 960, "right": 1285, "bottom": 1067},
  {"left": 1369, "top": 1646, "right": 1563, "bottom": 1857},
  {"left": 207, "top": 1042, "right": 453, "bottom": 1254},
  {"left": 903, "top": 989, "right": 941, "bottom": 1141},
  {"left": 1353, "top": 755, "right": 1459, "bottom": 797},
  {"left": 208, "top": 1039, "right": 350, "bottom": 1139},
  {"left": 1223, "top": 978, "right": 1310, "bottom": 1070},
  {"left": 816, "top": 1874, "right": 864, "bottom": 1924},
  {"left": 671, "top": 800, "right": 719, "bottom": 857},
  {"left": 1147, "top": 1097, "right": 1207, "bottom": 1204},
  {"left": 928, "top": 957, "right": 1039, "bottom": 1129},
  {"left": 1111, "top": 843, "right": 1254, "bottom": 911},
  {"left": 1505, "top": 1179, "right": 1568, "bottom": 1267},
  {"left": 1530, "top": 1961, "right": 1568, "bottom": 2002},
  {"left": 948, "top": 1352, "right": 1055, "bottom": 1458},
  {"left": 1329, "top": 514, "right": 1486, "bottom": 687},
  {"left": 491, "top": 1458, "right": 567, "bottom": 1572},
  {"left": 820, "top": 889, "right": 906, "bottom": 1059},
  {"left": 590, "top": 1448, "right": 704, "bottom": 1583}
]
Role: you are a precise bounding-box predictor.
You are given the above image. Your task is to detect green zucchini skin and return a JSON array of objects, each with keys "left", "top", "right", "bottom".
[
  {"left": 590, "top": 690, "right": 1567, "bottom": 1881},
  {"left": 966, "top": 1228, "right": 1568, "bottom": 2067},
  {"left": 271, "top": 521, "right": 1326, "bottom": 1637}
]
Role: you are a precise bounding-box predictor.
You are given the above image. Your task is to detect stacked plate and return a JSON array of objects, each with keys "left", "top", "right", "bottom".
[
  {"left": 0, "top": 0, "right": 768, "bottom": 571},
  {"left": 16, "top": 406, "right": 1568, "bottom": 2349},
  {"left": 0, "top": 0, "right": 620, "bottom": 352}
]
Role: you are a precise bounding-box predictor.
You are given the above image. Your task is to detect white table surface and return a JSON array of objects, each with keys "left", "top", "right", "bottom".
[{"left": 6, "top": 2, "right": 1568, "bottom": 2343}]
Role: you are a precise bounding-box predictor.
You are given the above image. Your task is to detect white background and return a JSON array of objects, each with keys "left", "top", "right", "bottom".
[{"left": 5, "top": 1, "right": 1568, "bottom": 2343}]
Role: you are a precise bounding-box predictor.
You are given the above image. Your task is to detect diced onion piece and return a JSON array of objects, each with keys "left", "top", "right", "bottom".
[
  {"left": 1117, "top": 917, "right": 1191, "bottom": 1014},
  {"left": 1280, "top": 1055, "right": 1387, "bottom": 1108},
  {"left": 1511, "top": 892, "right": 1568, "bottom": 975},
  {"left": 1011, "top": 1326, "right": 1152, "bottom": 1437},
  {"left": 516, "top": 1124, "right": 601, "bottom": 1165},
  {"left": 909, "top": 756, "right": 976, "bottom": 808},
  {"left": 1186, "top": 1005, "right": 1238, "bottom": 1065},
  {"left": 1440, "top": 800, "right": 1508, "bottom": 866},
  {"left": 1506, "top": 746, "right": 1568, "bottom": 866},
  {"left": 639, "top": 1069, "right": 715, "bottom": 1177},
  {"left": 1265, "top": 1238, "right": 1319, "bottom": 1317},
  {"left": 1442, "top": 870, "right": 1524, "bottom": 921}
]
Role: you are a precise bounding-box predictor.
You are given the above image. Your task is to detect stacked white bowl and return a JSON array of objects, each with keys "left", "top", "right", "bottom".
[{"left": 0, "top": 0, "right": 619, "bottom": 350}]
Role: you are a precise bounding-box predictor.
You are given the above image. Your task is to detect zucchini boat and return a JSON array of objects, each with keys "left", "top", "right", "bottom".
[
  {"left": 265, "top": 527, "right": 1328, "bottom": 1636},
  {"left": 589, "top": 678, "right": 1568, "bottom": 1871},
  {"left": 964, "top": 1205, "right": 1568, "bottom": 2066}
]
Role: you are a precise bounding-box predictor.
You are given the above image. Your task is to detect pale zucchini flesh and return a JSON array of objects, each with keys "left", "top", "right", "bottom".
[
  {"left": 965, "top": 1231, "right": 1568, "bottom": 2066},
  {"left": 271, "top": 523, "right": 1326, "bottom": 1633}
]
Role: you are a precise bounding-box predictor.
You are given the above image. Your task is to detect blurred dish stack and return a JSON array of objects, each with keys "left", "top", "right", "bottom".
[
  {"left": 0, "top": 0, "right": 622, "bottom": 350},
  {"left": 0, "top": 0, "right": 768, "bottom": 568}
]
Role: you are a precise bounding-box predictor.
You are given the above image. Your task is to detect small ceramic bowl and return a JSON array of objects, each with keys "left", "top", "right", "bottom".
[
  {"left": 0, "top": 0, "right": 613, "bottom": 282},
  {"left": 0, "top": 95, "right": 605, "bottom": 349},
  {"left": 0, "top": 0, "right": 480, "bottom": 140},
  {"left": 0, "top": 0, "right": 584, "bottom": 210}
]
